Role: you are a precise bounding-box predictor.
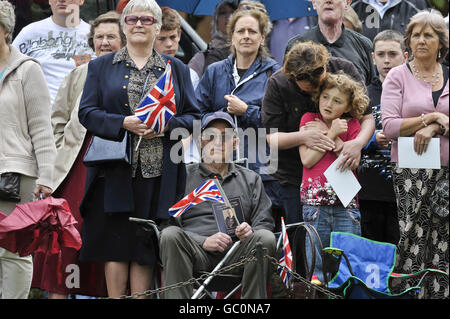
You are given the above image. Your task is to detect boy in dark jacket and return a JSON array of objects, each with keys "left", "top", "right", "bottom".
[{"left": 357, "top": 29, "right": 408, "bottom": 244}]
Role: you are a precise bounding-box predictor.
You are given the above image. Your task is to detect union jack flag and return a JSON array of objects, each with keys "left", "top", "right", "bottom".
[
  {"left": 278, "top": 217, "right": 293, "bottom": 287},
  {"left": 169, "top": 179, "right": 225, "bottom": 217},
  {"left": 135, "top": 61, "right": 176, "bottom": 134}
]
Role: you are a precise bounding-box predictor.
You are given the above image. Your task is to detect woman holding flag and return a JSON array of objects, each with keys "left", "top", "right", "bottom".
[{"left": 78, "top": 0, "right": 200, "bottom": 298}]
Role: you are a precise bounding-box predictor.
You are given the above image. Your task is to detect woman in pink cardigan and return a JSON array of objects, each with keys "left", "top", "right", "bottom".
[{"left": 381, "top": 10, "right": 448, "bottom": 299}]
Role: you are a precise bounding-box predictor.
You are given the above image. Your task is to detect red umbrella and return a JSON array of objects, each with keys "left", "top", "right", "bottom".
[{"left": 0, "top": 197, "right": 82, "bottom": 284}]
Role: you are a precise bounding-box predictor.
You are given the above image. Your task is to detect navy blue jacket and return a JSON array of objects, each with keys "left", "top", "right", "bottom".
[
  {"left": 78, "top": 52, "right": 200, "bottom": 218},
  {"left": 195, "top": 55, "right": 280, "bottom": 177}
]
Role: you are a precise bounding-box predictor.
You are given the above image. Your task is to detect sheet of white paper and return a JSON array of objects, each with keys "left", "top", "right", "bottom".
[
  {"left": 324, "top": 156, "right": 361, "bottom": 208},
  {"left": 397, "top": 137, "right": 441, "bottom": 169}
]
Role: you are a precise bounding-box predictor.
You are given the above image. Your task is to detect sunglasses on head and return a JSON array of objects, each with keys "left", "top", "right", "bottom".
[
  {"left": 124, "top": 15, "right": 156, "bottom": 25},
  {"left": 295, "top": 66, "right": 325, "bottom": 81},
  {"left": 240, "top": 4, "right": 267, "bottom": 14}
]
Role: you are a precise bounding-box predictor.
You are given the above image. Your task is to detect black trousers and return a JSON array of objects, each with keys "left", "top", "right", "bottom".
[{"left": 359, "top": 200, "right": 400, "bottom": 245}]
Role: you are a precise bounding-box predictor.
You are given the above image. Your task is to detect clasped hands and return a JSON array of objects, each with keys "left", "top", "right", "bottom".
[
  {"left": 122, "top": 115, "right": 165, "bottom": 139},
  {"left": 202, "top": 222, "right": 253, "bottom": 252},
  {"left": 414, "top": 111, "right": 448, "bottom": 155}
]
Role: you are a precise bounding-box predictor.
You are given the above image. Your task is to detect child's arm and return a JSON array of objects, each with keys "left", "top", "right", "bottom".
[
  {"left": 299, "top": 116, "right": 330, "bottom": 168},
  {"left": 299, "top": 118, "right": 348, "bottom": 168},
  {"left": 333, "top": 137, "right": 345, "bottom": 157},
  {"left": 335, "top": 118, "right": 362, "bottom": 166},
  {"left": 299, "top": 118, "right": 347, "bottom": 168},
  {"left": 337, "top": 113, "right": 375, "bottom": 170},
  {"left": 299, "top": 144, "right": 328, "bottom": 169},
  {"left": 328, "top": 119, "right": 348, "bottom": 158}
]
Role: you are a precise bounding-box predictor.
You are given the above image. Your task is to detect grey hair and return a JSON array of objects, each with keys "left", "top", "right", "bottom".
[
  {"left": 120, "top": 0, "right": 162, "bottom": 29},
  {"left": 0, "top": 0, "right": 15, "bottom": 44}
]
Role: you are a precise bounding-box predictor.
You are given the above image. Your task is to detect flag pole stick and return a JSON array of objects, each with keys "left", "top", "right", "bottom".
[
  {"left": 213, "top": 177, "right": 240, "bottom": 225},
  {"left": 233, "top": 114, "right": 240, "bottom": 161},
  {"left": 135, "top": 136, "right": 143, "bottom": 151}
]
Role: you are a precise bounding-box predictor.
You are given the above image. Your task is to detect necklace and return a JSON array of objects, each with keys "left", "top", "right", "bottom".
[{"left": 411, "top": 61, "right": 441, "bottom": 86}]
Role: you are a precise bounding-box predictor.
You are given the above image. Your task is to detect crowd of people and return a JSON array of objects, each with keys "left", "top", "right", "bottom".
[{"left": 0, "top": 0, "right": 448, "bottom": 300}]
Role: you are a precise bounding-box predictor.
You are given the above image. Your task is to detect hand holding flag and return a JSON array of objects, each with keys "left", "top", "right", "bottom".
[{"left": 135, "top": 61, "right": 176, "bottom": 150}]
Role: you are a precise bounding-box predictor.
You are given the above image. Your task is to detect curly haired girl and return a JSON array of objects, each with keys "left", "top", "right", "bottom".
[{"left": 298, "top": 72, "right": 369, "bottom": 284}]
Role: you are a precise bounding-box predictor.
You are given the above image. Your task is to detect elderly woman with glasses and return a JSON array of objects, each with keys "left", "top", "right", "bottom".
[{"left": 78, "top": 0, "right": 200, "bottom": 298}]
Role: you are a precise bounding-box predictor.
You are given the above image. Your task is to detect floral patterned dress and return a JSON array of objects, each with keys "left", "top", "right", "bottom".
[{"left": 390, "top": 166, "right": 449, "bottom": 299}]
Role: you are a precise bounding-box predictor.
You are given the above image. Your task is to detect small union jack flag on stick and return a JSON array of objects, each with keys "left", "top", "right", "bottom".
[
  {"left": 169, "top": 179, "right": 225, "bottom": 217},
  {"left": 135, "top": 60, "right": 176, "bottom": 150},
  {"left": 278, "top": 217, "right": 293, "bottom": 287}
]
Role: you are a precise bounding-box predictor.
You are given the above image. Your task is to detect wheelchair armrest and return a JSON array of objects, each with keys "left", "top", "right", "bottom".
[{"left": 129, "top": 217, "right": 160, "bottom": 238}]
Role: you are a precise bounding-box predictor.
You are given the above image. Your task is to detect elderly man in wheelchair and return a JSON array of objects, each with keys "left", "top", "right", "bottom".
[{"left": 159, "top": 112, "right": 277, "bottom": 299}]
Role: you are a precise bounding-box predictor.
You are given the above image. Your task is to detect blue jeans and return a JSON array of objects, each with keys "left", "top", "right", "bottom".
[{"left": 302, "top": 205, "right": 361, "bottom": 283}]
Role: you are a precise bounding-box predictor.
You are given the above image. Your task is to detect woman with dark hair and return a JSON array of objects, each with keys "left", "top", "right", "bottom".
[
  {"left": 262, "top": 41, "right": 368, "bottom": 225},
  {"left": 381, "top": 10, "right": 449, "bottom": 299}
]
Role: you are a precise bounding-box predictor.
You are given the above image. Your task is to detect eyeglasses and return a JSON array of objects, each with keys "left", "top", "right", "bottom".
[
  {"left": 295, "top": 66, "right": 325, "bottom": 82},
  {"left": 124, "top": 15, "right": 156, "bottom": 25}
]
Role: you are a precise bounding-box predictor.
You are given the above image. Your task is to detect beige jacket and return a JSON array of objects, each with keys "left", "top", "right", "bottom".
[
  {"left": 0, "top": 46, "right": 56, "bottom": 188},
  {"left": 51, "top": 63, "right": 88, "bottom": 191}
]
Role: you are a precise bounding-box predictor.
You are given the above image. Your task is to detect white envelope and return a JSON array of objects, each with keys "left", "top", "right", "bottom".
[
  {"left": 397, "top": 137, "right": 441, "bottom": 169},
  {"left": 324, "top": 156, "right": 361, "bottom": 208}
]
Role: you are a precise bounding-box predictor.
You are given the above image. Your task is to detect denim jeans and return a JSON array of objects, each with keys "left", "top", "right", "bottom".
[{"left": 302, "top": 205, "right": 361, "bottom": 283}]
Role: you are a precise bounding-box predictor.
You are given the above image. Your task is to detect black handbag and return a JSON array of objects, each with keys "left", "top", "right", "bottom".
[
  {"left": 289, "top": 223, "right": 328, "bottom": 299},
  {"left": 83, "top": 131, "right": 132, "bottom": 167},
  {"left": 0, "top": 172, "right": 21, "bottom": 202}
]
